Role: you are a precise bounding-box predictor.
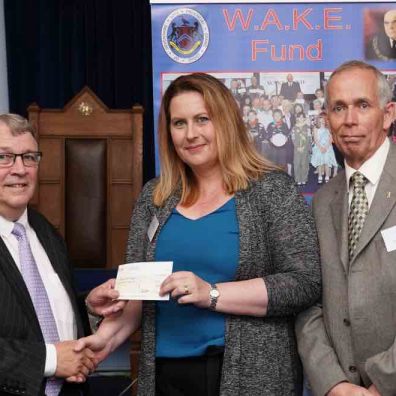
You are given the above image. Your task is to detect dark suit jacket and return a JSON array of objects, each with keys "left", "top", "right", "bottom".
[
  {"left": 0, "top": 208, "right": 89, "bottom": 396},
  {"left": 280, "top": 81, "right": 301, "bottom": 101},
  {"left": 366, "top": 32, "right": 396, "bottom": 60},
  {"left": 296, "top": 141, "right": 396, "bottom": 396}
]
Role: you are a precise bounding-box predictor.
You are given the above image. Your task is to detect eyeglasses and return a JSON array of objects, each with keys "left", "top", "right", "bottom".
[{"left": 0, "top": 152, "right": 42, "bottom": 167}]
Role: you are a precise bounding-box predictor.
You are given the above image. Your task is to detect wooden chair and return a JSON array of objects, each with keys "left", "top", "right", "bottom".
[
  {"left": 28, "top": 87, "right": 143, "bottom": 394},
  {"left": 28, "top": 86, "right": 143, "bottom": 269}
]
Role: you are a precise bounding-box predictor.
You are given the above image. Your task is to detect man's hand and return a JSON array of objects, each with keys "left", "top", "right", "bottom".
[
  {"left": 327, "top": 382, "right": 372, "bottom": 396},
  {"left": 55, "top": 340, "right": 96, "bottom": 380},
  {"left": 86, "top": 279, "right": 127, "bottom": 317},
  {"left": 66, "top": 334, "right": 112, "bottom": 383},
  {"left": 368, "top": 384, "right": 381, "bottom": 396}
]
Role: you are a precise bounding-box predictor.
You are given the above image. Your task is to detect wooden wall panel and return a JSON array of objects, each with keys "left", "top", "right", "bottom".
[
  {"left": 111, "top": 139, "right": 133, "bottom": 181},
  {"left": 111, "top": 184, "right": 134, "bottom": 227},
  {"left": 39, "top": 138, "right": 62, "bottom": 180},
  {"left": 38, "top": 184, "right": 62, "bottom": 229},
  {"left": 111, "top": 229, "right": 129, "bottom": 266}
]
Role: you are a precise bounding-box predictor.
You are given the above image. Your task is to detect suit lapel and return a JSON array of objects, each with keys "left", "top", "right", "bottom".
[
  {"left": 0, "top": 236, "right": 42, "bottom": 335},
  {"left": 329, "top": 173, "right": 349, "bottom": 272},
  {"left": 351, "top": 145, "right": 396, "bottom": 264},
  {"left": 29, "top": 210, "right": 67, "bottom": 283}
]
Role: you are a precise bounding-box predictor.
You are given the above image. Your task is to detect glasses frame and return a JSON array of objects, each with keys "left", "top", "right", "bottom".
[{"left": 0, "top": 151, "right": 43, "bottom": 168}]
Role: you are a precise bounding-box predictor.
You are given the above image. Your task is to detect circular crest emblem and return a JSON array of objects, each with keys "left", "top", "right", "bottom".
[{"left": 162, "top": 8, "right": 209, "bottom": 64}]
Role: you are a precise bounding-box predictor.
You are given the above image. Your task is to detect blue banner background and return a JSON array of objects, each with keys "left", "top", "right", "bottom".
[{"left": 151, "top": 2, "right": 396, "bottom": 192}]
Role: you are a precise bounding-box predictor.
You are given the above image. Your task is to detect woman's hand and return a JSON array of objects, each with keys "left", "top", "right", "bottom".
[
  {"left": 160, "top": 271, "right": 211, "bottom": 308},
  {"left": 161, "top": 276, "right": 268, "bottom": 316},
  {"left": 73, "top": 334, "right": 112, "bottom": 364},
  {"left": 327, "top": 382, "right": 373, "bottom": 396},
  {"left": 65, "top": 334, "right": 111, "bottom": 383}
]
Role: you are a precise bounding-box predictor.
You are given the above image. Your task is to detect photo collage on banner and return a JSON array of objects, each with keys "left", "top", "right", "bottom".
[{"left": 151, "top": 1, "right": 396, "bottom": 201}]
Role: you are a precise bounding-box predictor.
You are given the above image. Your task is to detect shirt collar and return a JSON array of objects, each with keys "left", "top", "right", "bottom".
[
  {"left": 345, "top": 137, "right": 390, "bottom": 190},
  {"left": 0, "top": 208, "right": 29, "bottom": 238}
]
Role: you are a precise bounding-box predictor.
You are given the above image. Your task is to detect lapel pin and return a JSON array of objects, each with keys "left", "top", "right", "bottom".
[{"left": 387, "top": 192, "right": 391, "bottom": 198}]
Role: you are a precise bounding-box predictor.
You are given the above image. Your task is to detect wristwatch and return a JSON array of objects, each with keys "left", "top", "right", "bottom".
[{"left": 209, "top": 284, "right": 220, "bottom": 311}]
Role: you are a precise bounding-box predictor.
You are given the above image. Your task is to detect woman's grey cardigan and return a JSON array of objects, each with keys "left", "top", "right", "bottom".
[{"left": 125, "top": 171, "right": 321, "bottom": 396}]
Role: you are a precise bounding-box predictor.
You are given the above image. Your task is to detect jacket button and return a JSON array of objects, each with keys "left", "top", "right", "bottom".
[
  {"left": 343, "top": 318, "right": 351, "bottom": 326},
  {"left": 349, "top": 365, "right": 357, "bottom": 373}
]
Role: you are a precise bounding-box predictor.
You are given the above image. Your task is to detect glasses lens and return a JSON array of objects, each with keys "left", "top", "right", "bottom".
[
  {"left": 22, "top": 152, "right": 42, "bottom": 166},
  {"left": 0, "top": 153, "right": 15, "bottom": 166}
]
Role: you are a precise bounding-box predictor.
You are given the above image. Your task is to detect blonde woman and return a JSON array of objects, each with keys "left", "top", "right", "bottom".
[{"left": 81, "top": 73, "right": 321, "bottom": 396}]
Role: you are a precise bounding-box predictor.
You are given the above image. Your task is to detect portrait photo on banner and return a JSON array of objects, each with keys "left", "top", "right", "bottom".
[{"left": 364, "top": 7, "right": 396, "bottom": 61}]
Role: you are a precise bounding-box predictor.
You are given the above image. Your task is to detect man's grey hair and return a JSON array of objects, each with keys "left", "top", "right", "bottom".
[
  {"left": 324, "top": 60, "right": 393, "bottom": 108},
  {"left": 0, "top": 113, "right": 37, "bottom": 139}
]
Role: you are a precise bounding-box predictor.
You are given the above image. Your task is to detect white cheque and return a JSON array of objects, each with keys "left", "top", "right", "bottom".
[{"left": 115, "top": 261, "right": 173, "bottom": 300}]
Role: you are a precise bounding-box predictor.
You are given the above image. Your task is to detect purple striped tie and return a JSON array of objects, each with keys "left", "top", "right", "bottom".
[{"left": 12, "top": 223, "right": 63, "bottom": 396}]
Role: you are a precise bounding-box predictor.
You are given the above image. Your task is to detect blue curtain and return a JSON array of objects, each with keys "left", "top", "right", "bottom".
[{"left": 4, "top": 0, "right": 155, "bottom": 181}]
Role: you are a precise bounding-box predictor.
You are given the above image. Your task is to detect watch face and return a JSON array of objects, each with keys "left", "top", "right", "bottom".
[{"left": 210, "top": 289, "right": 220, "bottom": 298}]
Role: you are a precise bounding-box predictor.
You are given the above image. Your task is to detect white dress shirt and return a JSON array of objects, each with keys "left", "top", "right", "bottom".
[
  {"left": 0, "top": 209, "right": 77, "bottom": 376},
  {"left": 345, "top": 137, "right": 390, "bottom": 209}
]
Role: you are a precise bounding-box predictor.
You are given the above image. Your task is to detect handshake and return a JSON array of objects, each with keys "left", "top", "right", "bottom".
[
  {"left": 54, "top": 339, "right": 98, "bottom": 383},
  {"left": 57, "top": 279, "right": 128, "bottom": 383}
]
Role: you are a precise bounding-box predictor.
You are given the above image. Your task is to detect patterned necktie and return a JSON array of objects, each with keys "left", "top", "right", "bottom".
[
  {"left": 348, "top": 172, "right": 369, "bottom": 260},
  {"left": 12, "top": 223, "right": 62, "bottom": 396}
]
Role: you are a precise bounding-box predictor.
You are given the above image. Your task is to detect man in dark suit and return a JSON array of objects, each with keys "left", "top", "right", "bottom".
[
  {"left": 296, "top": 61, "right": 396, "bottom": 396},
  {"left": 366, "top": 10, "right": 396, "bottom": 60},
  {"left": 280, "top": 73, "right": 301, "bottom": 102},
  {"left": 229, "top": 78, "right": 243, "bottom": 107},
  {"left": 0, "top": 114, "right": 95, "bottom": 396},
  {"left": 246, "top": 75, "right": 265, "bottom": 100}
]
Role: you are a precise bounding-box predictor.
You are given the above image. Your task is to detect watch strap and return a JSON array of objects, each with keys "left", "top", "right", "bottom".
[{"left": 209, "top": 284, "right": 219, "bottom": 311}]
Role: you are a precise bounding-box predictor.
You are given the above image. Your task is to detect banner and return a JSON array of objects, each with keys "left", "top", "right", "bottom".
[{"left": 151, "top": 1, "right": 396, "bottom": 196}]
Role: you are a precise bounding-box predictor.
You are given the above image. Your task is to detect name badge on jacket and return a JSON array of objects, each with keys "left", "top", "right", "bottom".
[{"left": 147, "top": 215, "right": 159, "bottom": 242}]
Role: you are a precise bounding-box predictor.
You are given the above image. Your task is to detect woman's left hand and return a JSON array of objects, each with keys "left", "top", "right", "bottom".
[{"left": 160, "top": 271, "right": 211, "bottom": 308}]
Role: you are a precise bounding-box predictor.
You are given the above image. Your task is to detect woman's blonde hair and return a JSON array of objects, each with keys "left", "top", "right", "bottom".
[{"left": 153, "top": 73, "right": 279, "bottom": 207}]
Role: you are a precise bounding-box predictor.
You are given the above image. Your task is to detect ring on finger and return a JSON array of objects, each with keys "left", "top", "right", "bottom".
[{"left": 183, "top": 284, "right": 190, "bottom": 295}]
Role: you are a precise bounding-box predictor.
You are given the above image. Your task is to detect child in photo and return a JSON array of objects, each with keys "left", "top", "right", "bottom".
[{"left": 310, "top": 114, "right": 338, "bottom": 183}]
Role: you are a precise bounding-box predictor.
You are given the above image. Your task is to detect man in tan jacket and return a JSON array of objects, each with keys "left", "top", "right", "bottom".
[{"left": 296, "top": 61, "right": 396, "bottom": 396}]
